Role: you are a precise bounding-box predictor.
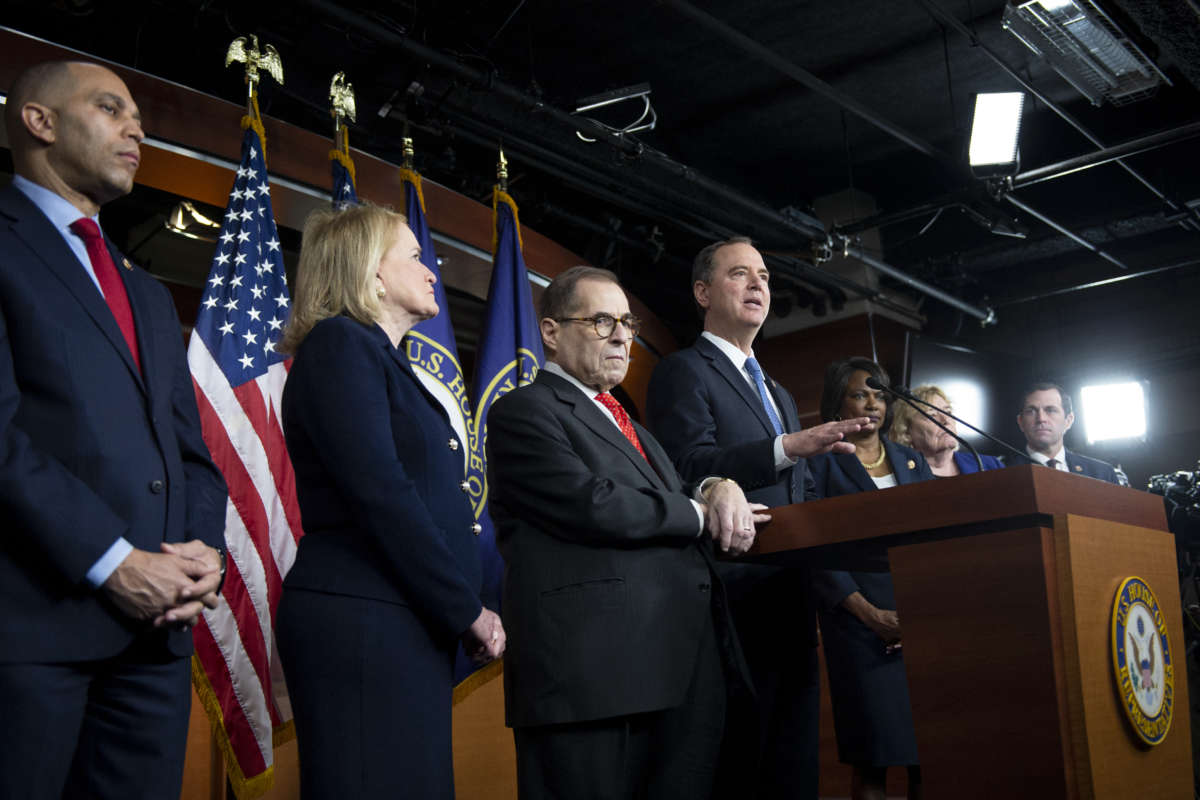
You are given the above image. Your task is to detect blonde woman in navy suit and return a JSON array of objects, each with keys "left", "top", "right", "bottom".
[
  {"left": 810, "top": 358, "right": 933, "bottom": 800},
  {"left": 275, "top": 204, "right": 505, "bottom": 798}
]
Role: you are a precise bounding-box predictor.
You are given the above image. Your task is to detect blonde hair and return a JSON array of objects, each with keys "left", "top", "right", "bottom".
[
  {"left": 278, "top": 203, "right": 405, "bottom": 354},
  {"left": 890, "top": 384, "right": 950, "bottom": 447}
]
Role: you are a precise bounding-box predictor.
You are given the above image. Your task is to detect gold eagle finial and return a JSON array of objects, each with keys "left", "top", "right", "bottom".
[
  {"left": 225, "top": 35, "right": 284, "bottom": 99},
  {"left": 329, "top": 71, "right": 357, "bottom": 126}
]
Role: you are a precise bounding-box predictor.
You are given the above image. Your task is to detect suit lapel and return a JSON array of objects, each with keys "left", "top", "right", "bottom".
[
  {"left": 540, "top": 372, "right": 666, "bottom": 490},
  {"left": 1, "top": 188, "right": 145, "bottom": 392},
  {"left": 835, "top": 451, "right": 876, "bottom": 493},
  {"left": 696, "top": 337, "right": 777, "bottom": 437},
  {"left": 886, "top": 439, "right": 921, "bottom": 485}
]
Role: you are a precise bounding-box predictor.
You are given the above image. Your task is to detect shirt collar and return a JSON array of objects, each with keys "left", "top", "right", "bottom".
[
  {"left": 12, "top": 174, "right": 99, "bottom": 233},
  {"left": 701, "top": 330, "right": 754, "bottom": 372},
  {"left": 1026, "top": 444, "right": 1066, "bottom": 466},
  {"left": 544, "top": 360, "right": 606, "bottom": 399}
]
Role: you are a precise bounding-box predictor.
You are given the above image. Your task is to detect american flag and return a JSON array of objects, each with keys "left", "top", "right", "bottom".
[
  {"left": 330, "top": 130, "right": 358, "bottom": 208},
  {"left": 187, "top": 119, "right": 302, "bottom": 798}
]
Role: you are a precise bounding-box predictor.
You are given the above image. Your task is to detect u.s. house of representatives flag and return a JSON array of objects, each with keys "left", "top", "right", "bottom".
[
  {"left": 466, "top": 186, "right": 544, "bottom": 674},
  {"left": 187, "top": 112, "right": 301, "bottom": 799}
]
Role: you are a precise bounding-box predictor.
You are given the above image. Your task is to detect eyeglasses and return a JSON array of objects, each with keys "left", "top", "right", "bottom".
[{"left": 557, "top": 313, "right": 642, "bottom": 338}]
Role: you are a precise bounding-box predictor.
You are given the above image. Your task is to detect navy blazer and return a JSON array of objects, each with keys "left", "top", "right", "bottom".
[
  {"left": 281, "top": 316, "right": 482, "bottom": 644},
  {"left": 0, "top": 183, "right": 227, "bottom": 662},
  {"left": 646, "top": 335, "right": 814, "bottom": 507},
  {"left": 953, "top": 451, "right": 1004, "bottom": 474},
  {"left": 1065, "top": 450, "right": 1121, "bottom": 484},
  {"left": 488, "top": 370, "right": 744, "bottom": 727},
  {"left": 809, "top": 439, "right": 934, "bottom": 610}
]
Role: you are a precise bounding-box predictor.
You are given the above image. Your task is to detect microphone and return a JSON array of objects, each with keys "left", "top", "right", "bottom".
[{"left": 864, "top": 377, "right": 1030, "bottom": 469}]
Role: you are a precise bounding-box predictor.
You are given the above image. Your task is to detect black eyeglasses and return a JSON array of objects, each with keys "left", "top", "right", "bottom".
[{"left": 557, "top": 313, "right": 642, "bottom": 338}]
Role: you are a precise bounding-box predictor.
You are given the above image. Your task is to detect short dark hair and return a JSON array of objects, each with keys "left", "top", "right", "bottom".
[
  {"left": 539, "top": 265, "right": 621, "bottom": 321},
  {"left": 691, "top": 236, "right": 754, "bottom": 317},
  {"left": 1021, "top": 381, "right": 1073, "bottom": 416},
  {"left": 820, "top": 357, "right": 895, "bottom": 435},
  {"left": 4, "top": 61, "right": 78, "bottom": 144}
]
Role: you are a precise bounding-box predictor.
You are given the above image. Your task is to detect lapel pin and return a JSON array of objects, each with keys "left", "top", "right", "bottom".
[
  {"left": 906, "top": 459, "right": 916, "bottom": 470},
  {"left": 122, "top": 258, "right": 133, "bottom": 270},
  {"left": 1075, "top": 464, "right": 1082, "bottom": 472}
]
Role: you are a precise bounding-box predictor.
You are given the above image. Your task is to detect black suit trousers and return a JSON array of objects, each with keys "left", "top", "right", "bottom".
[{"left": 514, "top": 609, "right": 726, "bottom": 800}]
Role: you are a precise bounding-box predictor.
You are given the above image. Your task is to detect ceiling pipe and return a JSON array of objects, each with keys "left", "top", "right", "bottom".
[
  {"left": 659, "top": 0, "right": 951, "bottom": 163},
  {"left": 996, "top": 256, "right": 1200, "bottom": 306},
  {"left": 305, "top": 0, "right": 829, "bottom": 241},
  {"left": 304, "top": 0, "right": 994, "bottom": 323},
  {"left": 1013, "top": 119, "right": 1200, "bottom": 189},
  {"left": 1002, "top": 194, "right": 1130, "bottom": 270},
  {"left": 913, "top": 0, "right": 1200, "bottom": 229},
  {"left": 839, "top": 239, "right": 996, "bottom": 324}
]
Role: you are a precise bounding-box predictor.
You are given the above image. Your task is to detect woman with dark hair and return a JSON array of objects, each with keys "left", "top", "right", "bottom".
[
  {"left": 275, "top": 203, "right": 505, "bottom": 798},
  {"left": 811, "top": 357, "right": 933, "bottom": 800}
]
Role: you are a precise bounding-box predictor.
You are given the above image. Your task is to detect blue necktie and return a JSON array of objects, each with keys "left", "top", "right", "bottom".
[{"left": 744, "top": 357, "right": 784, "bottom": 436}]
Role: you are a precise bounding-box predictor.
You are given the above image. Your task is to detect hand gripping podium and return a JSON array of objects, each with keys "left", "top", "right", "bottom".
[{"left": 751, "top": 465, "right": 1192, "bottom": 799}]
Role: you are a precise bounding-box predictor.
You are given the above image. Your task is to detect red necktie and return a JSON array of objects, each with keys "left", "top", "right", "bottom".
[
  {"left": 595, "top": 392, "right": 648, "bottom": 461},
  {"left": 70, "top": 218, "right": 141, "bottom": 371}
]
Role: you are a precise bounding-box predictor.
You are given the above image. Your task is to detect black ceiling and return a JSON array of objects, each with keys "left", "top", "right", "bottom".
[{"left": 6, "top": 0, "right": 1200, "bottom": 344}]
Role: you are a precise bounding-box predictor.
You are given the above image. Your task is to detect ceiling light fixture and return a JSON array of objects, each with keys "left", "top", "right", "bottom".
[
  {"left": 573, "top": 83, "right": 657, "bottom": 143},
  {"left": 969, "top": 92, "right": 1025, "bottom": 178},
  {"left": 165, "top": 201, "right": 222, "bottom": 241},
  {"left": 1002, "top": 0, "right": 1171, "bottom": 106}
]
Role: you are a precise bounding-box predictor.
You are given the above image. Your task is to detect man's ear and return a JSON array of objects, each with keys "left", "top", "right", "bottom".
[
  {"left": 693, "top": 280, "right": 710, "bottom": 310},
  {"left": 20, "top": 103, "right": 57, "bottom": 146},
  {"left": 1064, "top": 411, "right": 1075, "bottom": 432},
  {"left": 540, "top": 317, "right": 558, "bottom": 353}
]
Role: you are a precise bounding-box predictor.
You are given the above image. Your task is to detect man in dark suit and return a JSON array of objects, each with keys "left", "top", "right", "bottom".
[
  {"left": 0, "top": 61, "right": 227, "bottom": 799},
  {"left": 487, "top": 265, "right": 767, "bottom": 799},
  {"left": 1017, "top": 381, "right": 1123, "bottom": 484},
  {"left": 646, "top": 237, "right": 866, "bottom": 798}
]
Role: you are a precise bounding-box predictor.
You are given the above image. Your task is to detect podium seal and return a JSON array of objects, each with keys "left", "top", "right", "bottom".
[{"left": 1110, "top": 576, "right": 1174, "bottom": 745}]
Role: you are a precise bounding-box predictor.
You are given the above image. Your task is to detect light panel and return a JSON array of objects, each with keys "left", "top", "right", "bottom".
[
  {"left": 1080, "top": 381, "right": 1146, "bottom": 443},
  {"left": 968, "top": 92, "right": 1025, "bottom": 172}
]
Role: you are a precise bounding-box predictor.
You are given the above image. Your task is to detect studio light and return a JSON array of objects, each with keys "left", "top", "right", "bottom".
[
  {"left": 165, "top": 201, "right": 222, "bottom": 242},
  {"left": 1002, "top": 0, "right": 1170, "bottom": 107},
  {"left": 969, "top": 92, "right": 1025, "bottom": 178},
  {"left": 1080, "top": 381, "right": 1146, "bottom": 444}
]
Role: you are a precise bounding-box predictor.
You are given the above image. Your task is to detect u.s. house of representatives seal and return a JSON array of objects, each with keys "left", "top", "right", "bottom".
[{"left": 1110, "top": 576, "right": 1174, "bottom": 746}]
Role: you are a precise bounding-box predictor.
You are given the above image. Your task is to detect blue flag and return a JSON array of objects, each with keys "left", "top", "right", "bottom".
[
  {"left": 468, "top": 187, "right": 544, "bottom": 621},
  {"left": 330, "top": 128, "right": 358, "bottom": 208},
  {"left": 399, "top": 170, "right": 489, "bottom": 686}
]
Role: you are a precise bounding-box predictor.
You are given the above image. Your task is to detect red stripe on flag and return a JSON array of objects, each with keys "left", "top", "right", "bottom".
[
  {"left": 193, "top": 613, "right": 268, "bottom": 777},
  {"left": 193, "top": 379, "right": 285, "bottom": 606}
]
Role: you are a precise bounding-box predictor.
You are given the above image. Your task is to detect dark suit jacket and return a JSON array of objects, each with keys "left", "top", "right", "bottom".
[
  {"left": 281, "top": 316, "right": 482, "bottom": 643},
  {"left": 646, "top": 335, "right": 815, "bottom": 506},
  {"left": 0, "top": 183, "right": 227, "bottom": 663},
  {"left": 809, "top": 439, "right": 934, "bottom": 610},
  {"left": 954, "top": 451, "right": 1004, "bottom": 474},
  {"left": 488, "top": 370, "right": 733, "bottom": 728},
  {"left": 1065, "top": 449, "right": 1121, "bottom": 484}
]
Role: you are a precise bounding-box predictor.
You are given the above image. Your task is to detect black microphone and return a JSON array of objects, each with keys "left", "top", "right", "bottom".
[{"left": 864, "top": 377, "right": 1030, "bottom": 469}]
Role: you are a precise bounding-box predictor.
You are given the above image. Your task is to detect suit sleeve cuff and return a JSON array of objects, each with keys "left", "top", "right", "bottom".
[
  {"left": 773, "top": 435, "right": 798, "bottom": 471},
  {"left": 85, "top": 538, "right": 134, "bottom": 588}
]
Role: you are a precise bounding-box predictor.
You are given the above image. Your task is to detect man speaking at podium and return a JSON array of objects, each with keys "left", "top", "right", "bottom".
[
  {"left": 0, "top": 61, "right": 227, "bottom": 799},
  {"left": 646, "top": 237, "right": 865, "bottom": 798}
]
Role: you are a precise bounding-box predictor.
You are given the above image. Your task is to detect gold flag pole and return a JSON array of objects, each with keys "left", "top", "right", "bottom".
[
  {"left": 224, "top": 34, "right": 284, "bottom": 160},
  {"left": 329, "top": 71, "right": 357, "bottom": 152},
  {"left": 497, "top": 147, "right": 509, "bottom": 193}
]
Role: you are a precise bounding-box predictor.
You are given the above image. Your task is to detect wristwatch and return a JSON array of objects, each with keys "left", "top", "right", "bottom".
[{"left": 215, "top": 546, "right": 228, "bottom": 594}]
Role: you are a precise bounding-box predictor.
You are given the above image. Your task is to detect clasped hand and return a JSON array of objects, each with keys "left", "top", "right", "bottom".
[
  {"left": 102, "top": 540, "right": 223, "bottom": 629},
  {"left": 699, "top": 480, "right": 771, "bottom": 556}
]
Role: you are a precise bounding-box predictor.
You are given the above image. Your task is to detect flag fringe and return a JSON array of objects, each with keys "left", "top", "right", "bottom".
[
  {"left": 240, "top": 92, "right": 268, "bottom": 168},
  {"left": 329, "top": 126, "right": 357, "bottom": 186},
  {"left": 191, "top": 654, "right": 289, "bottom": 800},
  {"left": 399, "top": 168, "right": 427, "bottom": 214},
  {"left": 491, "top": 187, "right": 524, "bottom": 254}
]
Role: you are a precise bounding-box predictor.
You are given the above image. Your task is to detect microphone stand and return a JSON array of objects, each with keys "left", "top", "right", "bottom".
[{"left": 864, "top": 377, "right": 1032, "bottom": 470}]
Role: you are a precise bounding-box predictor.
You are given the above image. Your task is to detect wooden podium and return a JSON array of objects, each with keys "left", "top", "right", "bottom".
[{"left": 752, "top": 465, "right": 1192, "bottom": 799}]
